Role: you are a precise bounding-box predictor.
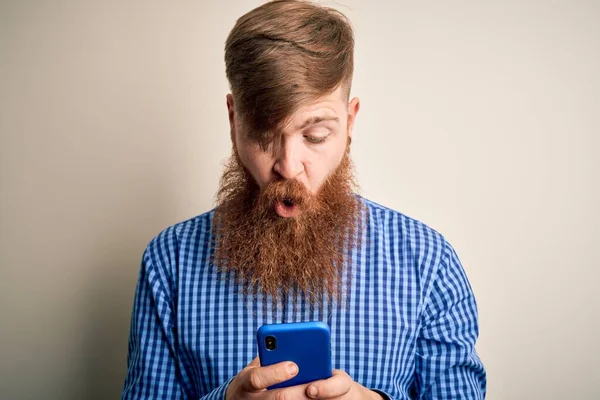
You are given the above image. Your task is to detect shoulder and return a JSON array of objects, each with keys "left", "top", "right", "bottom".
[
  {"left": 146, "top": 210, "right": 214, "bottom": 254},
  {"left": 360, "top": 196, "right": 447, "bottom": 253},
  {"left": 141, "top": 210, "right": 215, "bottom": 283},
  {"left": 359, "top": 196, "right": 458, "bottom": 291}
]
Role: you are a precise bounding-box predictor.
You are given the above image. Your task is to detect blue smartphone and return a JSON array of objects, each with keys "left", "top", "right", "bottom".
[{"left": 256, "top": 321, "right": 332, "bottom": 389}]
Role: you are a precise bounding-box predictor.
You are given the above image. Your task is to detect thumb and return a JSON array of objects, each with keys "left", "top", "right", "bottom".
[{"left": 248, "top": 356, "right": 261, "bottom": 368}]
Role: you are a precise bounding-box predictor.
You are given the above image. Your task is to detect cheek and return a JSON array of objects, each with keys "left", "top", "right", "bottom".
[
  {"left": 237, "top": 144, "right": 273, "bottom": 188},
  {"left": 306, "top": 146, "right": 345, "bottom": 191}
]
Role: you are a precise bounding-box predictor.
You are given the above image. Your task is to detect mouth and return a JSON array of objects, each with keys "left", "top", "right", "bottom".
[{"left": 274, "top": 198, "right": 301, "bottom": 218}]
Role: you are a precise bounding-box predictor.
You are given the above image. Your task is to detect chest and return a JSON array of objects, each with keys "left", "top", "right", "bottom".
[{"left": 175, "top": 267, "right": 420, "bottom": 394}]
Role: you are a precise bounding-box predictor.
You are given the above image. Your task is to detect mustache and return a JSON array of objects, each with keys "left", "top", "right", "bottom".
[{"left": 256, "top": 178, "right": 319, "bottom": 213}]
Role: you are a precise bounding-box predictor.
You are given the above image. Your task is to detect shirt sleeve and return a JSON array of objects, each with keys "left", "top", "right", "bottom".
[
  {"left": 121, "top": 244, "right": 235, "bottom": 400},
  {"left": 413, "top": 241, "right": 487, "bottom": 399}
]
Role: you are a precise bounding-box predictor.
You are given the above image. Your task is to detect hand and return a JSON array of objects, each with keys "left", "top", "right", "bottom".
[
  {"left": 226, "top": 357, "right": 383, "bottom": 400},
  {"left": 226, "top": 357, "right": 308, "bottom": 400},
  {"left": 304, "top": 370, "right": 384, "bottom": 400}
]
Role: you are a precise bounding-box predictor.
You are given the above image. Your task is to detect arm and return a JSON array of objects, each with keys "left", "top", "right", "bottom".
[
  {"left": 121, "top": 246, "right": 185, "bottom": 399},
  {"left": 413, "top": 242, "right": 486, "bottom": 399},
  {"left": 122, "top": 243, "right": 233, "bottom": 399}
]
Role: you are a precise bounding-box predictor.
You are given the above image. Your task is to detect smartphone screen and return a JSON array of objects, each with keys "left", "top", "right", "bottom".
[{"left": 256, "top": 321, "right": 333, "bottom": 389}]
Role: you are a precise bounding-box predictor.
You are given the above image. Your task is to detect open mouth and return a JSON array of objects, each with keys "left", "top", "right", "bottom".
[{"left": 274, "top": 198, "right": 300, "bottom": 218}]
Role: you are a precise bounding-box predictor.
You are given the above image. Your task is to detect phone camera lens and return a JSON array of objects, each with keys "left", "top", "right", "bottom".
[{"left": 265, "top": 336, "right": 277, "bottom": 350}]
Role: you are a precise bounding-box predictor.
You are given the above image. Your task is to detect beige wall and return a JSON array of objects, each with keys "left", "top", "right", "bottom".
[{"left": 1, "top": 1, "right": 598, "bottom": 399}]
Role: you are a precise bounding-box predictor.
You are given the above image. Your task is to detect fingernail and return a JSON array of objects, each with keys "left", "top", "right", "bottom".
[
  {"left": 287, "top": 363, "right": 298, "bottom": 375},
  {"left": 308, "top": 385, "right": 318, "bottom": 397}
]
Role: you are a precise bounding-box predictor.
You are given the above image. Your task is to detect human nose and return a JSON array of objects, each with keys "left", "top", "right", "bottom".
[{"left": 272, "top": 136, "right": 304, "bottom": 180}]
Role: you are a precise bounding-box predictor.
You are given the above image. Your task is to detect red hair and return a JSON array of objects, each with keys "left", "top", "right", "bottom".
[{"left": 225, "top": 0, "right": 355, "bottom": 149}]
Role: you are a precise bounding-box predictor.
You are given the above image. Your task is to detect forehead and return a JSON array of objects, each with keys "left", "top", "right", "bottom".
[{"left": 283, "top": 87, "right": 347, "bottom": 130}]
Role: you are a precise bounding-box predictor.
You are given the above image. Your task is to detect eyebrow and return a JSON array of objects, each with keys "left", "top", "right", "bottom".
[{"left": 297, "top": 115, "right": 340, "bottom": 130}]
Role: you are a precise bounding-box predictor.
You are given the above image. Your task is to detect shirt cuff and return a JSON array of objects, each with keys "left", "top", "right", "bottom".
[
  {"left": 200, "top": 376, "right": 235, "bottom": 400},
  {"left": 371, "top": 388, "right": 393, "bottom": 400}
]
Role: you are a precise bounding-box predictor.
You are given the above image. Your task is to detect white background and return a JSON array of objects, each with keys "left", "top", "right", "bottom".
[{"left": 1, "top": 1, "right": 598, "bottom": 398}]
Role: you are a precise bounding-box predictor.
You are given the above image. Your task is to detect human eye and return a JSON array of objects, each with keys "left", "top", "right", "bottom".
[
  {"left": 304, "top": 134, "right": 329, "bottom": 144},
  {"left": 244, "top": 131, "right": 274, "bottom": 152},
  {"left": 303, "top": 126, "right": 331, "bottom": 144}
]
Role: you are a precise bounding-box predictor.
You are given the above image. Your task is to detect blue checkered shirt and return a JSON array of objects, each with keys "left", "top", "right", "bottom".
[{"left": 122, "top": 197, "right": 486, "bottom": 399}]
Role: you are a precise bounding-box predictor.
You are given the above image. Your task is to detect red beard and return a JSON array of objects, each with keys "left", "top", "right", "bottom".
[{"left": 212, "top": 149, "right": 363, "bottom": 304}]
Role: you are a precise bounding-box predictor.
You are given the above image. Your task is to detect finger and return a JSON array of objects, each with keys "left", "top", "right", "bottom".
[
  {"left": 266, "top": 383, "right": 311, "bottom": 400},
  {"left": 306, "top": 370, "right": 352, "bottom": 399},
  {"left": 242, "top": 361, "right": 299, "bottom": 392},
  {"left": 248, "top": 356, "right": 261, "bottom": 367}
]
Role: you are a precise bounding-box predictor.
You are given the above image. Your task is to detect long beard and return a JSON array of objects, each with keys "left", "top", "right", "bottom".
[{"left": 212, "top": 149, "right": 363, "bottom": 304}]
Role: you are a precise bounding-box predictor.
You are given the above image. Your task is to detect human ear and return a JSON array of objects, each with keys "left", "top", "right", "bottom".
[
  {"left": 226, "top": 93, "right": 236, "bottom": 144},
  {"left": 347, "top": 97, "right": 360, "bottom": 139}
]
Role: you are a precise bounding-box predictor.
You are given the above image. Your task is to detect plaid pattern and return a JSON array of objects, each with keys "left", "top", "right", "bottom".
[{"left": 122, "top": 197, "right": 486, "bottom": 399}]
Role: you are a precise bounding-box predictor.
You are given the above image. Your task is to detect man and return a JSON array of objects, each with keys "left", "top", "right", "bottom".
[{"left": 122, "top": 1, "right": 486, "bottom": 399}]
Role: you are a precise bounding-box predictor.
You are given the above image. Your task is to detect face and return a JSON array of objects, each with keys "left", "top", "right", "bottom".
[
  {"left": 227, "top": 86, "right": 360, "bottom": 198},
  {"left": 214, "top": 86, "right": 363, "bottom": 303}
]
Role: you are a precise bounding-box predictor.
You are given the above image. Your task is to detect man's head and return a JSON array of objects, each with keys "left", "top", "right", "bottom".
[
  {"left": 225, "top": 0, "right": 357, "bottom": 149},
  {"left": 214, "top": 0, "right": 362, "bottom": 303},
  {"left": 225, "top": 0, "right": 360, "bottom": 198}
]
